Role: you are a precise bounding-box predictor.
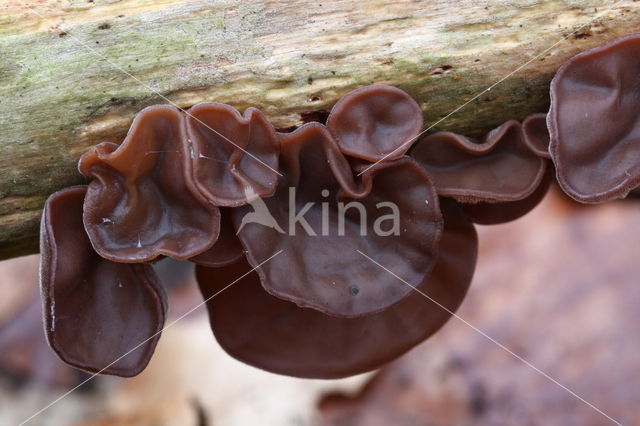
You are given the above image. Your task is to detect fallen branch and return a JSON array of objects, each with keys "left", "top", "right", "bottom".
[{"left": 1, "top": 0, "right": 639, "bottom": 259}]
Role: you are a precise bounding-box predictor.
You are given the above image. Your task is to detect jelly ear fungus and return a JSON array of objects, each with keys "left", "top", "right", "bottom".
[
  {"left": 548, "top": 33, "right": 640, "bottom": 203},
  {"left": 185, "top": 103, "right": 280, "bottom": 206},
  {"left": 190, "top": 208, "right": 245, "bottom": 268},
  {"left": 460, "top": 165, "right": 553, "bottom": 225},
  {"left": 79, "top": 105, "right": 221, "bottom": 263},
  {"left": 232, "top": 123, "right": 443, "bottom": 318},
  {"left": 40, "top": 186, "right": 166, "bottom": 376},
  {"left": 411, "top": 120, "right": 546, "bottom": 203},
  {"left": 411, "top": 119, "right": 550, "bottom": 224},
  {"left": 36, "top": 81, "right": 569, "bottom": 380},
  {"left": 196, "top": 198, "right": 476, "bottom": 379},
  {"left": 326, "top": 84, "right": 423, "bottom": 161},
  {"left": 522, "top": 113, "right": 551, "bottom": 159}
]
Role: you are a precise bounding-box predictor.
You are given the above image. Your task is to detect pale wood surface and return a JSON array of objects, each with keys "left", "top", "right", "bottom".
[{"left": 1, "top": 0, "right": 639, "bottom": 259}]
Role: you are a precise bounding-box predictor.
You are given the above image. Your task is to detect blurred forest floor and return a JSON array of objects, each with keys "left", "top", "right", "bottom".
[{"left": 0, "top": 186, "right": 638, "bottom": 426}]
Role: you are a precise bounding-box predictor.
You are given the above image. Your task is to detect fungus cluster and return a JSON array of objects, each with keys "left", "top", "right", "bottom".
[{"left": 38, "top": 33, "right": 640, "bottom": 379}]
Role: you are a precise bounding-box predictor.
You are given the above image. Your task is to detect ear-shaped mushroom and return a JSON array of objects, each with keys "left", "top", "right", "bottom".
[
  {"left": 40, "top": 186, "right": 166, "bottom": 376},
  {"left": 522, "top": 113, "right": 551, "bottom": 159},
  {"left": 410, "top": 120, "right": 546, "bottom": 203},
  {"left": 190, "top": 208, "right": 245, "bottom": 267},
  {"left": 548, "top": 34, "right": 640, "bottom": 203},
  {"left": 186, "top": 104, "right": 280, "bottom": 206},
  {"left": 78, "top": 105, "right": 221, "bottom": 263},
  {"left": 326, "top": 85, "right": 423, "bottom": 161},
  {"left": 196, "top": 198, "right": 475, "bottom": 379},
  {"left": 232, "top": 123, "right": 443, "bottom": 318},
  {"left": 460, "top": 163, "right": 552, "bottom": 225}
]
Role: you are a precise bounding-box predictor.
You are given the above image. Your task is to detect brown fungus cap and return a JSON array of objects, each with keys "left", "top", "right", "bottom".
[
  {"left": 410, "top": 120, "right": 546, "bottom": 203},
  {"left": 40, "top": 186, "right": 166, "bottom": 377},
  {"left": 548, "top": 33, "right": 640, "bottom": 203},
  {"left": 326, "top": 84, "right": 423, "bottom": 161},
  {"left": 196, "top": 198, "right": 476, "bottom": 379},
  {"left": 190, "top": 208, "right": 245, "bottom": 268},
  {"left": 78, "top": 105, "right": 221, "bottom": 263},
  {"left": 231, "top": 123, "right": 443, "bottom": 318},
  {"left": 522, "top": 113, "right": 551, "bottom": 159},
  {"left": 460, "top": 162, "right": 553, "bottom": 225},
  {"left": 186, "top": 103, "right": 280, "bottom": 206}
]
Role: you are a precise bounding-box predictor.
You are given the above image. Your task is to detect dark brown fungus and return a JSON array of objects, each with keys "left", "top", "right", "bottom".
[
  {"left": 185, "top": 103, "right": 280, "bottom": 206},
  {"left": 78, "top": 105, "right": 221, "bottom": 263},
  {"left": 460, "top": 163, "right": 552, "bottom": 225},
  {"left": 196, "top": 198, "right": 476, "bottom": 379},
  {"left": 326, "top": 85, "right": 423, "bottom": 161},
  {"left": 232, "top": 123, "right": 443, "bottom": 318},
  {"left": 548, "top": 33, "right": 640, "bottom": 203},
  {"left": 37, "top": 83, "right": 569, "bottom": 380},
  {"left": 410, "top": 120, "right": 546, "bottom": 203},
  {"left": 40, "top": 186, "right": 166, "bottom": 376},
  {"left": 522, "top": 113, "right": 551, "bottom": 159},
  {"left": 190, "top": 208, "right": 245, "bottom": 267}
]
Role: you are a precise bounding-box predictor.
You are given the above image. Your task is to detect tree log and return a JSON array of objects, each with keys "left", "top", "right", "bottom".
[{"left": 1, "top": 0, "right": 639, "bottom": 260}]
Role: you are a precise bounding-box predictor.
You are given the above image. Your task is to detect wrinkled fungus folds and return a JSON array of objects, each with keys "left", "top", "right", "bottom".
[
  {"left": 460, "top": 164, "right": 552, "bottom": 225},
  {"left": 522, "top": 113, "right": 551, "bottom": 159},
  {"left": 190, "top": 208, "right": 245, "bottom": 267},
  {"left": 40, "top": 81, "right": 566, "bottom": 380},
  {"left": 197, "top": 199, "right": 476, "bottom": 379},
  {"left": 327, "top": 84, "right": 423, "bottom": 161},
  {"left": 79, "top": 105, "right": 220, "bottom": 263},
  {"left": 548, "top": 33, "right": 640, "bottom": 203},
  {"left": 411, "top": 120, "right": 547, "bottom": 203},
  {"left": 40, "top": 186, "right": 166, "bottom": 376},
  {"left": 232, "top": 123, "right": 443, "bottom": 318},
  {"left": 186, "top": 103, "right": 280, "bottom": 206}
]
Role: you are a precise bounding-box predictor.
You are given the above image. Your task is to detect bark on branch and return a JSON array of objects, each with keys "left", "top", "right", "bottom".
[{"left": 1, "top": 0, "right": 639, "bottom": 259}]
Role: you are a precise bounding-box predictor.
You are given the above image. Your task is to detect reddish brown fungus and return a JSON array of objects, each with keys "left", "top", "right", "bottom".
[
  {"left": 460, "top": 164, "right": 553, "bottom": 225},
  {"left": 326, "top": 84, "right": 423, "bottom": 161},
  {"left": 79, "top": 105, "right": 221, "bottom": 263},
  {"left": 232, "top": 123, "right": 443, "bottom": 318},
  {"left": 37, "top": 82, "right": 569, "bottom": 380},
  {"left": 186, "top": 103, "right": 280, "bottom": 206},
  {"left": 411, "top": 120, "right": 547, "bottom": 203},
  {"left": 196, "top": 198, "right": 476, "bottom": 379},
  {"left": 548, "top": 33, "right": 640, "bottom": 203},
  {"left": 40, "top": 186, "right": 166, "bottom": 376},
  {"left": 190, "top": 208, "right": 245, "bottom": 267},
  {"left": 522, "top": 113, "right": 551, "bottom": 159}
]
